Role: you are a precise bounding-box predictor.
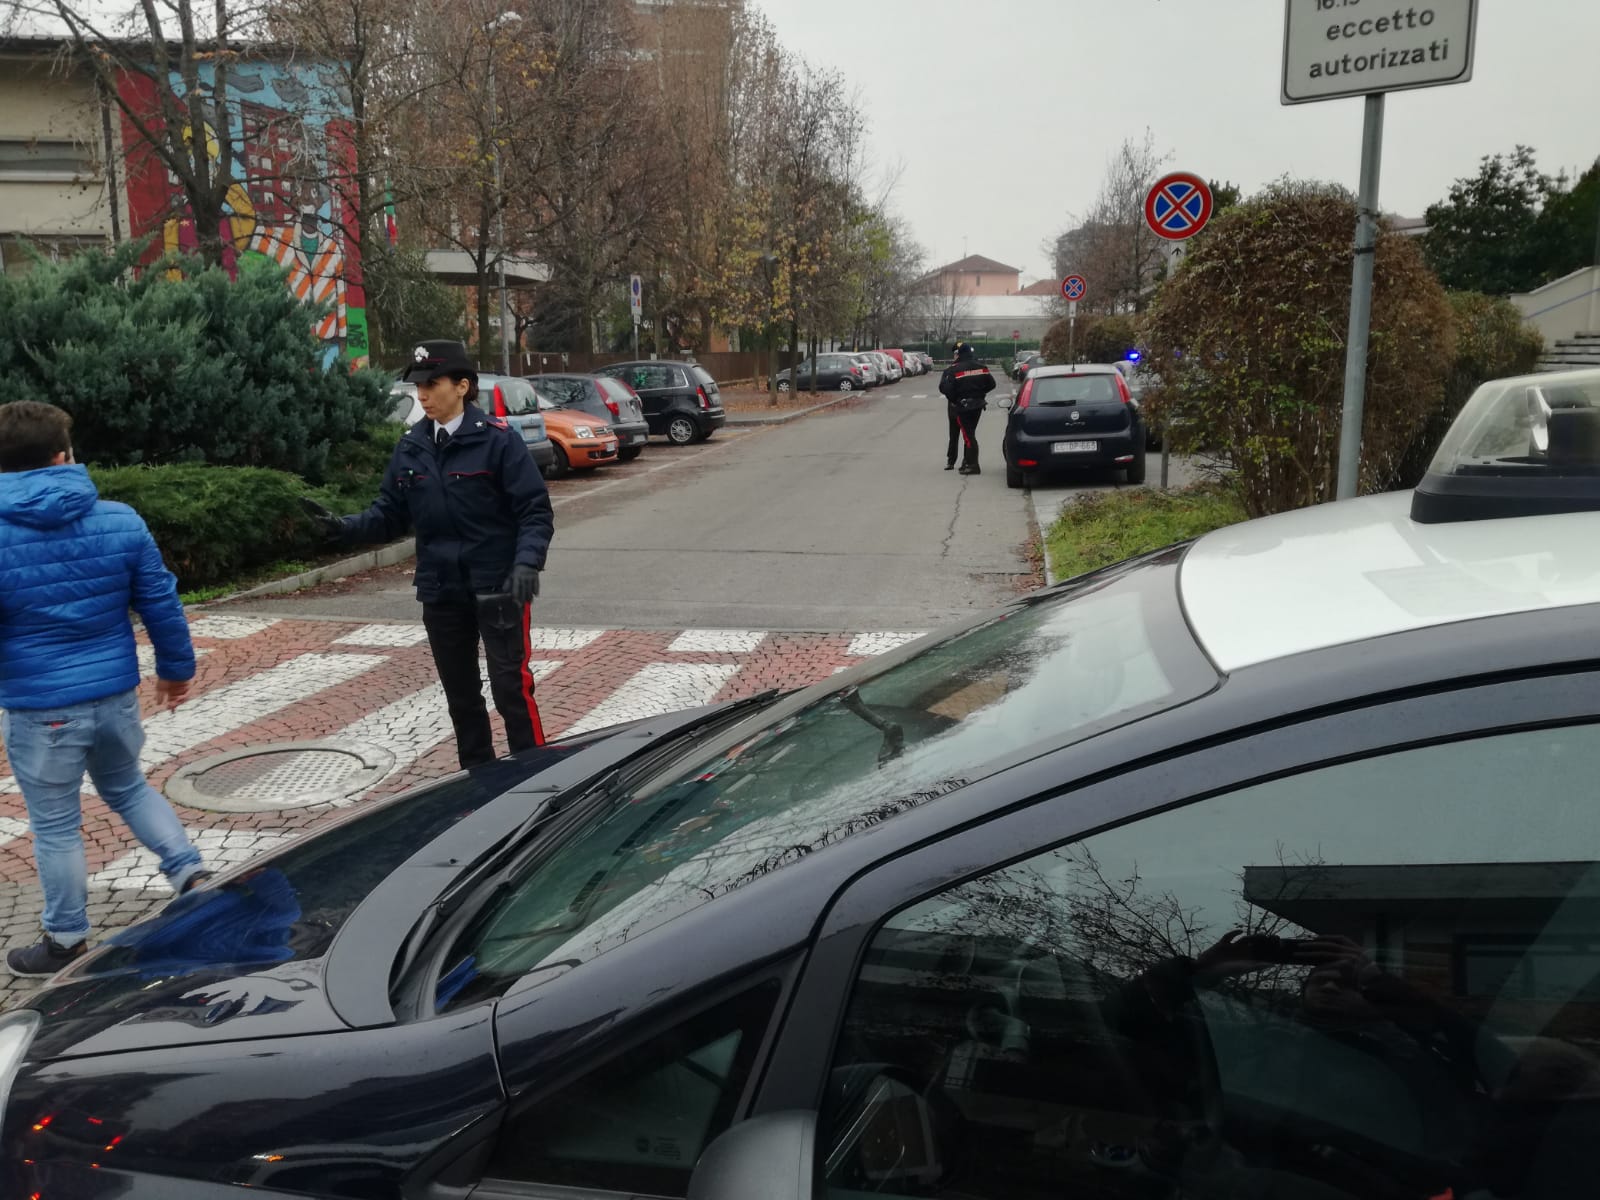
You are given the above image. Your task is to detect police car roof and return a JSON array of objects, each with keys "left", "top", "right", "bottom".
[{"left": 1179, "top": 490, "right": 1600, "bottom": 672}]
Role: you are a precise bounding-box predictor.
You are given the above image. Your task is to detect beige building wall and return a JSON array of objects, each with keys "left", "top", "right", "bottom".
[{"left": 0, "top": 53, "right": 121, "bottom": 271}]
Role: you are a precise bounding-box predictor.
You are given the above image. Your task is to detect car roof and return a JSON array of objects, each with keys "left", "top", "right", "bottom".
[
  {"left": 1028, "top": 362, "right": 1117, "bottom": 379},
  {"left": 1179, "top": 490, "right": 1600, "bottom": 672}
]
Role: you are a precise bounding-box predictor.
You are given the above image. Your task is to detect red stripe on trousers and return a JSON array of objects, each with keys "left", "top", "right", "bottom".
[{"left": 518, "top": 603, "right": 547, "bottom": 745}]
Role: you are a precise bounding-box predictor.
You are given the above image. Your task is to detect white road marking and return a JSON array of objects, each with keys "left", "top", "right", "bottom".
[
  {"left": 332, "top": 623, "right": 430, "bottom": 647},
  {"left": 563, "top": 662, "right": 741, "bottom": 738},
  {"left": 88, "top": 827, "right": 298, "bottom": 892},
  {"left": 138, "top": 645, "right": 211, "bottom": 676},
  {"left": 186, "top": 615, "right": 281, "bottom": 639},
  {"left": 667, "top": 630, "right": 767, "bottom": 654},
  {"left": 139, "top": 653, "right": 384, "bottom": 772},
  {"left": 0, "top": 816, "right": 29, "bottom": 850},
  {"left": 846, "top": 631, "right": 927, "bottom": 657},
  {"left": 525, "top": 628, "right": 605, "bottom": 651}
]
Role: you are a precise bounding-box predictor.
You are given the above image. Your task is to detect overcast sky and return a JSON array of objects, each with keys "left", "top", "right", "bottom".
[{"left": 751, "top": 0, "right": 1600, "bottom": 282}]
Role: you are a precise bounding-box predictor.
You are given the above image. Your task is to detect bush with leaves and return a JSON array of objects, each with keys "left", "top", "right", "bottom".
[
  {"left": 1141, "top": 181, "right": 1455, "bottom": 516},
  {"left": 0, "top": 240, "right": 390, "bottom": 480},
  {"left": 1387, "top": 292, "right": 1545, "bottom": 489},
  {"left": 89, "top": 464, "right": 319, "bottom": 589},
  {"left": 1040, "top": 313, "right": 1138, "bottom": 366}
]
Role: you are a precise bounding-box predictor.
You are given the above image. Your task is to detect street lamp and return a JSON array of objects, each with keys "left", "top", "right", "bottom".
[{"left": 487, "top": 10, "right": 522, "bottom": 376}]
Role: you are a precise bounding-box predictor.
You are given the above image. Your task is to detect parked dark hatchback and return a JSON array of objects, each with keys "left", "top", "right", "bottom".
[
  {"left": 774, "top": 353, "right": 867, "bottom": 392},
  {"left": 531, "top": 373, "right": 650, "bottom": 460},
  {"left": 595, "top": 360, "right": 725, "bottom": 445},
  {"left": 1002, "top": 362, "right": 1147, "bottom": 487}
]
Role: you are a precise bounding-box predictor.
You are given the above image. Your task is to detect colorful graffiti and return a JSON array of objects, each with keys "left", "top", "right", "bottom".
[{"left": 117, "top": 60, "right": 368, "bottom": 367}]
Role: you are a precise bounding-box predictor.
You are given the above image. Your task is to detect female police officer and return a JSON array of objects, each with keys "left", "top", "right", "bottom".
[{"left": 308, "top": 339, "right": 554, "bottom": 768}]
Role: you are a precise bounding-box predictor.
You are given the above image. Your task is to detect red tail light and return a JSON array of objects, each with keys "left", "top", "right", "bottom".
[
  {"left": 1017, "top": 458, "right": 1040, "bottom": 468},
  {"left": 696, "top": 386, "right": 710, "bottom": 410},
  {"left": 1016, "top": 380, "right": 1033, "bottom": 409},
  {"left": 493, "top": 385, "right": 507, "bottom": 418},
  {"left": 1116, "top": 375, "right": 1133, "bottom": 404},
  {"left": 604, "top": 399, "right": 620, "bottom": 418}
]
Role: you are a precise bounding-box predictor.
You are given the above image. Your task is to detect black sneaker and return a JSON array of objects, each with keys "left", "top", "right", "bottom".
[
  {"left": 6, "top": 935, "right": 86, "bottom": 978},
  {"left": 944, "top": 462, "right": 956, "bottom": 470},
  {"left": 179, "top": 870, "right": 214, "bottom": 895}
]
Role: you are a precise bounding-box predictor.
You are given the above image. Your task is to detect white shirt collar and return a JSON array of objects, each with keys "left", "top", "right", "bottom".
[{"left": 435, "top": 412, "right": 466, "bottom": 438}]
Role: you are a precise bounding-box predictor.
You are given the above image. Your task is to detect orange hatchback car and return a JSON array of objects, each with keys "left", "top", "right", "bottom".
[{"left": 535, "top": 390, "right": 618, "bottom": 478}]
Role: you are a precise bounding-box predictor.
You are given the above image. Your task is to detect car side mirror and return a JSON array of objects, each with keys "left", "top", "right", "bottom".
[{"left": 687, "top": 1110, "right": 816, "bottom": 1200}]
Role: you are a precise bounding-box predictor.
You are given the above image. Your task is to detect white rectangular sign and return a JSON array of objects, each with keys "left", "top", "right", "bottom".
[
  {"left": 1281, "top": 0, "right": 1477, "bottom": 105},
  {"left": 629, "top": 273, "right": 643, "bottom": 320}
]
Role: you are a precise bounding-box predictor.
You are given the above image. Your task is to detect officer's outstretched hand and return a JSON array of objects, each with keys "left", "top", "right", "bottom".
[
  {"left": 299, "top": 497, "right": 345, "bottom": 545},
  {"left": 508, "top": 564, "right": 541, "bottom": 606}
]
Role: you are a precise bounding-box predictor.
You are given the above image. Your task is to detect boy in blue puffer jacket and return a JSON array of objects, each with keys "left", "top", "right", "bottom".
[{"left": 0, "top": 402, "right": 208, "bottom": 977}]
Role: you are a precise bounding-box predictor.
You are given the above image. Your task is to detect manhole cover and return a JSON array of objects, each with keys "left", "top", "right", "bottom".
[{"left": 166, "top": 741, "right": 396, "bottom": 813}]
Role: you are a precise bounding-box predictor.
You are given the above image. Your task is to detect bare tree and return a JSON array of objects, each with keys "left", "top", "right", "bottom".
[
  {"left": 914, "top": 265, "right": 973, "bottom": 345},
  {"left": 40, "top": 0, "right": 311, "bottom": 269},
  {"left": 1049, "top": 131, "right": 1172, "bottom": 316}
]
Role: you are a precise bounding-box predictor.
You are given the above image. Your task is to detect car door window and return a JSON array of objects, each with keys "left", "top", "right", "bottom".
[
  {"left": 497, "top": 379, "right": 537, "bottom": 416},
  {"left": 538, "top": 378, "right": 583, "bottom": 407},
  {"left": 823, "top": 722, "right": 1600, "bottom": 1200},
  {"left": 480, "top": 984, "right": 778, "bottom": 1198}
]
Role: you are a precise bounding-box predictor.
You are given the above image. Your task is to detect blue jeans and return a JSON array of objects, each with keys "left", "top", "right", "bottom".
[{"left": 1, "top": 689, "right": 203, "bottom": 945}]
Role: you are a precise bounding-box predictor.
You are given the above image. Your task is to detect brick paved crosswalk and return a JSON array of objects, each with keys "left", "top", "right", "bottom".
[{"left": 0, "top": 617, "right": 928, "bottom": 997}]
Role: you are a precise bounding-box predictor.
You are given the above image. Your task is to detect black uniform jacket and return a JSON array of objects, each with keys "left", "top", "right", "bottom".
[
  {"left": 346, "top": 405, "right": 554, "bottom": 603},
  {"left": 939, "top": 361, "right": 997, "bottom": 411}
]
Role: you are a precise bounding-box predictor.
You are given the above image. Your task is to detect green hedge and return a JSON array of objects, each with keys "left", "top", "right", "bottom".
[
  {"left": 902, "top": 340, "right": 1038, "bottom": 362},
  {"left": 87, "top": 425, "right": 401, "bottom": 590}
]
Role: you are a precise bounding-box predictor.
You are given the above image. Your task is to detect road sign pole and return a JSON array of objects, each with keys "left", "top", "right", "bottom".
[
  {"left": 1336, "top": 92, "right": 1385, "bottom": 502},
  {"left": 1068, "top": 300, "right": 1077, "bottom": 364}
]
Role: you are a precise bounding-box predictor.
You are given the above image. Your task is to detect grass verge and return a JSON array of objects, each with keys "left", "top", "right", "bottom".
[{"left": 1045, "top": 483, "right": 1248, "bottom": 581}]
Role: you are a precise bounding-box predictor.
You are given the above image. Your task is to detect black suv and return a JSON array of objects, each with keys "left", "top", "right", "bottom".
[
  {"left": 596, "top": 360, "right": 726, "bottom": 445},
  {"left": 530, "top": 373, "right": 651, "bottom": 461}
]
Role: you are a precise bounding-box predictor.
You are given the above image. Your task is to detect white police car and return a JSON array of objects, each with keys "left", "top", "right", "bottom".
[{"left": 9, "top": 370, "right": 1600, "bottom": 1200}]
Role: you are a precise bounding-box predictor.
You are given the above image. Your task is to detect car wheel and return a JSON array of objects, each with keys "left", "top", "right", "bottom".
[
  {"left": 777, "top": 380, "right": 790, "bottom": 393},
  {"left": 1126, "top": 449, "right": 1147, "bottom": 485},
  {"left": 548, "top": 444, "right": 570, "bottom": 479},
  {"left": 619, "top": 446, "right": 643, "bottom": 461},
  {"left": 1006, "top": 463, "right": 1024, "bottom": 489},
  {"left": 667, "top": 416, "right": 699, "bottom": 446},
  {"left": 839, "top": 378, "right": 854, "bottom": 392}
]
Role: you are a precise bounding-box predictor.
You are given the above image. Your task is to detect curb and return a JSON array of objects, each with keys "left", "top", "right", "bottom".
[
  {"left": 723, "top": 393, "right": 861, "bottom": 426},
  {"left": 208, "top": 538, "right": 417, "bottom": 604}
]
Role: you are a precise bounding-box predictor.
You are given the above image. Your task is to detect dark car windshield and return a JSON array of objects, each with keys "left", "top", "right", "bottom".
[{"left": 436, "top": 554, "right": 1212, "bottom": 1008}]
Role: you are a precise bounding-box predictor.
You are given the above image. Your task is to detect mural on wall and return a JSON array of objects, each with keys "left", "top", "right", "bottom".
[{"left": 117, "top": 61, "right": 368, "bottom": 368}]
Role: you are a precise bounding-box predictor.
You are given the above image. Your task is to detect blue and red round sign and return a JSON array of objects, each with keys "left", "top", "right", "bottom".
[
  {"left": 1144, "top": 172, "right": 1213, "bottom": 241},
  {"left": 1061, "top": 274, "right": 1087, "bottom": 302}
]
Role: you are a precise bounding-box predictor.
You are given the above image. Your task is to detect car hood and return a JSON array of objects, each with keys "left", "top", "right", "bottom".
[
  {"left": 541, "top": 409, "right": 607, "bottom": 435},
  {"left": 19, "top": 749, "right": 582, "bottom": 1061}
]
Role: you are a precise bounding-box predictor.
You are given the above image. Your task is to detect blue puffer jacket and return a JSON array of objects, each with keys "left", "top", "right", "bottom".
[{"left": 0, "top": 465, "right": 194, "bottom": 711}]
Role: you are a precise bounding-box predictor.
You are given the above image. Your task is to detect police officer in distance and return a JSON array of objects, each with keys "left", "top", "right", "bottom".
[
  {"left": 307, "top": 340, "right": 554, "bottom": 768},
  {"left": 938, "top": 342, "right": 997, "bottom": 475}
]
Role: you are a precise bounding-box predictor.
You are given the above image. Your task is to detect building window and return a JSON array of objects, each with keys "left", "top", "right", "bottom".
[{"left": 0, "top": 139, "right": 97, "bottom": 182}]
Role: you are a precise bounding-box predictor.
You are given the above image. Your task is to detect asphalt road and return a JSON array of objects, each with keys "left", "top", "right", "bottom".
[
  {"left": 227, "top": 372, "right": 1029, "bottom": 630},
  {"left": 224, "top": 366, "right": 1192, "bottom": 629}
]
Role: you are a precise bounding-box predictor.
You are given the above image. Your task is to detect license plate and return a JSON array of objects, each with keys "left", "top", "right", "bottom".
[
  {"left": 630, "top": 434, "right": 647, "bottom": 445},
  {"left": 602, "top": 441, "right": 617, "bottom": 453},
  {"left": 1053, "top": 441, "right": 1099, "bottom": 454}
]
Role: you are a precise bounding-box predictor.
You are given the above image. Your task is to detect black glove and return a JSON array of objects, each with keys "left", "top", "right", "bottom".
[
  {"left": 299, "top": 497, "right": 345, "bottom": 545},
  {"left": 508, "top": 563, "right": 541, "bottom": 606}
]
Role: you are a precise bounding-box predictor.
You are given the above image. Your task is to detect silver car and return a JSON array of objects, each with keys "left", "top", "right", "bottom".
[{"left": 850, "top": 354, "right": 882, "bottom": 387}]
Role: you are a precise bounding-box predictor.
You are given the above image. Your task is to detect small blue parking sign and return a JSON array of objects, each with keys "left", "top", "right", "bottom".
[{"left": 629, "top": 274, "right": 642, "bottom": 319}]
